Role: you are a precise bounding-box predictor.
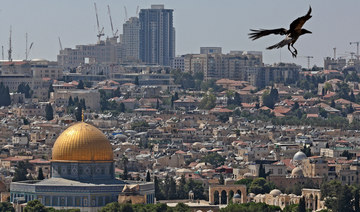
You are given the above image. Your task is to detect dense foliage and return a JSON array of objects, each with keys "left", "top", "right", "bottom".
[
  {"left": 100, "top": 202, "right": 190, "bottom": 212},
  {"left": 0, "top": 83, "right": 11, "bottom": 106},
  {"left": 220, "top": 202, "right": 281, "bottom": 212}
]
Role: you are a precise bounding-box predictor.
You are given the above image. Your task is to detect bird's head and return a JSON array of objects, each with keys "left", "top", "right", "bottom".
[{"left": 301, "top": 29, "right": 312, "bottom": 35}]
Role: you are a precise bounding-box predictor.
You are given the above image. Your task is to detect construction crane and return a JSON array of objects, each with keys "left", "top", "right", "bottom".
[
  {"left": 333, "top": 47, "right": 336, "bottom": 59},
  {"left": 25, "top": 33, "right": 34, "bottom": 60},
  {"left": 350, "top": 41, "right": 359, "bottom": 60},
  {"left": 124, "top": 6, "right": 128, "bottom": 21},
  {"left": 107, "top": 5, "right": 118, "bottom": 39},
  {"left": 136, "top": 6, "right": 139, "bottom": 15},
  {"left": 58, "top": 37, "right": 63, "bottom": 51},
  {"left": 94, "top": 3, "right": 104, "bottom": 42},
  {"left": 300, "top": 56, "right": 314, "bottom": 70},
  {"left": 8, "top": 26, "right": 12, "bottom": 62}
]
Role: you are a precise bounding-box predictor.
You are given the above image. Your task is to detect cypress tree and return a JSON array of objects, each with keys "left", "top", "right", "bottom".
[
  {"left": 48, "top": 84, "right": 54, "bottom": 98},
  {"left": 68, "top": 96, "right": 74, "bottom": 106},
  {"left": 134, "top": 76, "right": 139, "bottom": 86},
  {"left": 37, "top": 167, "right": 45, "bottom": 180},
  {"left": 77, "top": 80, "right": 84, "bottom": 89},
  {"left": 45, "top": 103, "right": 54, "bottom": 121},
  {"left": 146, "top": 170, "right": 151, "bottom": 182},
  {"left": 298, "top": 196, "right": 306, "bottom": 212}
]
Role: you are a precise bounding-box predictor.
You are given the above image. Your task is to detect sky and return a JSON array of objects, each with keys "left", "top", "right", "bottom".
[{"left": 0, "top": 0, "right": 359, "bottom": 68}]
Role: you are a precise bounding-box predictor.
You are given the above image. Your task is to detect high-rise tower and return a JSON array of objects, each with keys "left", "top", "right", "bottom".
[{"left": 139, "top": 5, "right": 175, "bottom": 66}]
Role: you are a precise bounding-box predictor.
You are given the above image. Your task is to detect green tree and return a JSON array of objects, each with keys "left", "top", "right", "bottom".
[
  {"left": 37, "top": 167, "right": 45, "bottom": 180},
  {"left": 113, "top": 87, "right": 121, "bottom": 97},
  {"left": 45, "top": 103, "right": 54, "bottom": 121},
  {"left": 119, "top": 103, "right": 125, "bottom": 113},
  {"left": 12, "top": 161, "right": 31, "bottom": 182},
  {"left": 154, "top": 176, "right": 164, "bottom": 200},
  {"left": 219, "top": 174, "right": 224, "bottom": 185},
  {"left": 220, "top": 202, "right": 281, "bottom": 212},
  {"left": 177, "top": 175, "right": 187, "bottom": 199},
  {"left": 0, "top": 83, "right": 11, "bottom": 106},
  {"left": 337, "top": 185, "right": 353, "bottom": 212},
  {"left": 249, "top": 178, "right": 275, "bottom": 195},
  {"left": 0, "top": 202, "right": 15, "bottom": 212},
  {"left": 75, "top": 106, "right": 82, "bottom": 122},
  {"left": 134, "top": 76, "right": 139, "bottom": 86},
  {"left": 200, "top": 153, "right": 225, "bottom": 167},
  {"left": 173, "top": 203, "right": 190, "bottom": 212},
  {"left": 146, "top": 170, "right": 151, "bottom": 182},
  {"left": 298, "top": 196, "right": 306, "bottom": 212},
  {"left": 354, "top": 187, "right": 360, "bottom": 212},
  {"left": 199, "top": 93, "right": 216, "bottom": 110},
  {"left": 122, "top": 155, "right": 128, "bottom": 180},
  {"left": 99, "top": 202, "right": 121, "bottom": 212},
  {"left": 77, "top": 80, "right": 84, "bottom": 89},
  {"left": 68, "top": 96, "right": 74, "bottom": 106},
  {"left": 48, "top": 84, "right": 54, "bottom": 98},
  {"left": 24, "top": 200, "right": 47, "bottom": 212}
]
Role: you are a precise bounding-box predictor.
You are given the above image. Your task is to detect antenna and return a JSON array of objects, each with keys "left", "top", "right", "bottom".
[
  {"left": 8, "top": 26, "right": 12, "bottom": 62},
  {"left": 1, "top": 46, "right": 4, "bottom": 60},
  {"left": 107, "top": 5, "right": 119, "bottom": 39},
  {"left": 94, "top": 3, "right": 104, "bottom": 42},
  {"left": 300, "top": 56, "right": 314, "bottom": 70},
  {"left": 124, "top": 6, "right": 128, "bottom": 21},
  {"left": 58, "top": 37, "right": 63, "bottom": 51}
]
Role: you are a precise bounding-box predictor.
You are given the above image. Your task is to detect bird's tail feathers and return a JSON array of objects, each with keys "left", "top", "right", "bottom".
[{"left": 266, "top": 38, "right": 292, "bottom": 50}]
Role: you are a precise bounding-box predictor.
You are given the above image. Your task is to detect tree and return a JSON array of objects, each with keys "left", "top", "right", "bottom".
[
  {"left": 340, "top": 150, "right": 351, "bottom": 160},
  {"left": 77, "top": 80, "right": 84, "bottom": 89},
  {"left": 354, "top": 187, "right": 360, "bottom": 212},
  {"left": 48, "top": 84, "right": 54, "bottom": 98},
  {"left": 37, "top": 167, "right": 45, "bottom": 180},
  {"left": 337, "top": 185, "right": 353, "bottom": 212},
  {"left": 75, "top": 106, "right": 82, "bottom": 122},
  {"left": 154, "top": 176, "right": 164, "bottom": 200},
  {"left": 258, "top": 163, "right": 267, "bottom": 178},
  {"left": 169, "top": 177, "right": 177, "bottom": 199},
  {"left": 0, "top": 202, "right": 15, "bottom": 212},
  {"left": 146, "top": 170, "right": 151, "bottom": 182},
  {"left": 24, "top": 200, "right": 47, "bottom": 212},
  {"left": 134, "top": 76, "right": 139, "bottom": 86},
  {"left": 0, "top": 83, "right": 11, "bottom": 106},
  {"left": 122, "top": 155, "right": 128, "bottom": 180},
  {"left": 113, "top": 87, "right": 121, "bottom": 97},
  {"left": 249, "top": 178, "right": 275, "bottom": 195},
  {"left": 17, "top": 83, "right": 32, "bottom": 98},
  {"left": 99, "top": 202, "right": 121, "bottom": 212},
  {"left": 200, "top": 153, "right": 225, "bottom": 167},
  {"left": 199, "top": 93, "right": 216, "bottom": 110},
  {"left": 262, "top": 90, "right": 275, "bottom": 109},
  {"left": 177, "top": 175, "right": 187, "bottom": 199},
  {"left": 12, "top": 161, "right": 31, "bottom": 182},
  {"left": 119, "top": 103, "right": 125, "bottom": 113},
  {"left": 68, "top": 96, "right": 74, "bottom": 106},
  {"left": 219, "top": 174, "right": 224, "bottom": 185},
  {"left": 173, "top": 203, "right": 190, "bottom": 212},
  {"left": 45, "top": 104, "right": 54, "bottom": 121},
  {"left": 298, "top": 196, "right": 306, "bottom": 212}
]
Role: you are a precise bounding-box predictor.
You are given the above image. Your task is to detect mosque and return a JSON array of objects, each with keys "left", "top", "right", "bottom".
[{"left": 10, "top": 122, "right": 155, "bottom": 211}]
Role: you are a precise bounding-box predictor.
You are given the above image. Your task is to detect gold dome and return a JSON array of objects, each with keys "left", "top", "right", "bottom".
[{"left": 52, "top": 122, "right": 113, "bottom": 162}]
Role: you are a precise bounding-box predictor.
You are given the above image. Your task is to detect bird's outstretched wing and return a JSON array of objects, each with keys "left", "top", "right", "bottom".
[
  {"left": 248, "top": 28, "right": 288, "bottom": 40},
  {"left": 266, "top": 37, "right": 292, "bottom": 50},
  {"left": 289, "top": 6, "right": 312, "bottom": 32}
]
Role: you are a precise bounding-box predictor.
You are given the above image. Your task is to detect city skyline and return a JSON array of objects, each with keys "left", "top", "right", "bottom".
[{"left": 0, "top": 0, "right": 359, "bottom": 68}]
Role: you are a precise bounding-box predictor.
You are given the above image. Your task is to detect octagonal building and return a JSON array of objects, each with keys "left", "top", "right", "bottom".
[{"left": 10, "top": 122, "right": 154, "bottom": 211}]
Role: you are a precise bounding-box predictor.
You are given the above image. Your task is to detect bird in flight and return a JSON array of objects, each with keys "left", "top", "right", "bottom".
[{"left": 249, "top": 6, "right": 312, "bottom": 58}]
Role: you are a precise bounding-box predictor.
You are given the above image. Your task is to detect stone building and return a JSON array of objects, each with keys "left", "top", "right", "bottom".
[{"left": 10, "top": 122, "right": 154, "bottom": 212}]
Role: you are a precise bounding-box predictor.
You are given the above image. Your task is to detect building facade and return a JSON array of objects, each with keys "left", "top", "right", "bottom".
[{"left": 139, "top": 5, "right": 175, "bottom": 66}]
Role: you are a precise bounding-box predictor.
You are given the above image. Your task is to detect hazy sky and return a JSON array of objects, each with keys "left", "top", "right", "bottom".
[{"left": 0, "top": 0, "right": 359, "bottom": 68}]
